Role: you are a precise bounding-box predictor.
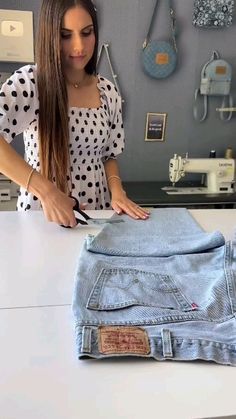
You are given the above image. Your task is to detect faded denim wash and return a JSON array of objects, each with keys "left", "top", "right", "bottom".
[{"left": 72, "top": 208, "right": 236, "bottom": 365}]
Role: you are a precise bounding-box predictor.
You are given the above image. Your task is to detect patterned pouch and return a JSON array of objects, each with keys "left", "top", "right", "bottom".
[{"left": 193, "top": 0, "right": 234, "bottom": 28}]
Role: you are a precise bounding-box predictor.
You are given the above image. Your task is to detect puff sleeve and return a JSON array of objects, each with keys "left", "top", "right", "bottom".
[
  {"left": 100, "top": 78, "right": 125, "bottom": 161},
  {"left": 0, "top": 65, "right": 38, "bottom": 143}
]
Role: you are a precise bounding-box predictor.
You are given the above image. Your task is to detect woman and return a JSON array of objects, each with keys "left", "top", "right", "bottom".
[{"left": 0, "top": 0, "right": 149, "bottom": 227}]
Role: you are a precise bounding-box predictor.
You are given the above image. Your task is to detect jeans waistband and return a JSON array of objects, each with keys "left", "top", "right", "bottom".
[{"left": 75, "top": 321, "right": 236, "bottom": 365}]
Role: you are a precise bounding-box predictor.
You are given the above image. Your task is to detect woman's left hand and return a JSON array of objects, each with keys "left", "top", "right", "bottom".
[{"left": 111, "top": 190, "right": 150, "bottom": 220}]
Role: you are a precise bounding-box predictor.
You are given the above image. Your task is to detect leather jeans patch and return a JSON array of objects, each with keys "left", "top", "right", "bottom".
[{"left": 98, "top": 326, "right": 150, "bottom": 355}]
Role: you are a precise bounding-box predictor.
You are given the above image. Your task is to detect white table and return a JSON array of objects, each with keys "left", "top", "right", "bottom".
[
  {"left": 0, "top": 210, "right": 112, "bottom": 308},
  {"left": 0, "top": 209, "right": 236, "bottom": 419}
]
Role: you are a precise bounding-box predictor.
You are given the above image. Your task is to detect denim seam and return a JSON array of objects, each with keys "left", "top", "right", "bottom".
[
  {"left": 90, "top": 300, "right": 192, "bottom": 311},
  {"left": 86, "top": 269, "right": 107, "bottom": 309},
  {"left": 224, "top": 241, "right": 236, "bottom": 313},
  {"left": 161, "top": 274, "right": 192, "bottom": 311},
  {"left": 75, "top": 313, "right": 235, "bottom": 328}
]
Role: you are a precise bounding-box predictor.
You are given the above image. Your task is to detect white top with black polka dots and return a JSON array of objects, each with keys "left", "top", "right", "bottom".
[{"left": 0, "top": 65, "right": 125, "bottom": 210}]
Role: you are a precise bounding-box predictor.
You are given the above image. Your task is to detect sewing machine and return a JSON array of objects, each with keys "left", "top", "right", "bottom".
[{"left": 162, "top": 154, "right": 235, "bottom": 194}]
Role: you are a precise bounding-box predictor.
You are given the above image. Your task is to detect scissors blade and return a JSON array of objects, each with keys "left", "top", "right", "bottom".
[{"left": 86, "top": 219, "right": 124, "bottom": 225}]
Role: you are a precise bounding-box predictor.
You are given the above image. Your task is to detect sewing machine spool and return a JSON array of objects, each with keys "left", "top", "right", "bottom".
[{"left": 225, "top": 147, "right": 233, "bottom": 159}]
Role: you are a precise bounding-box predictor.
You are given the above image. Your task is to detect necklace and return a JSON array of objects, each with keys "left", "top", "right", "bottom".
[{"left": 67, "top": 73, "right": 88, "bottom": 89}]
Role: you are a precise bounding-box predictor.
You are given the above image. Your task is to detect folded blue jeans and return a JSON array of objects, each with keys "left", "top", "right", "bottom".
[{"left": 72, "top": 208, "right": 236, "bottom": 365}]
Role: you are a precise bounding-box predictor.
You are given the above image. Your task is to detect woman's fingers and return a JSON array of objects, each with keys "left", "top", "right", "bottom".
[
  {"left": 41, "top": 187, "right": 77, "bottom": 227},
  {"left": 112, "top": 197, "right": 150, "bottom": 220}
]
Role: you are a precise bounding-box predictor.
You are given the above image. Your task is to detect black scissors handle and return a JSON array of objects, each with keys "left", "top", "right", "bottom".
[
  {"left": 61, "top": 195, "right": 89, "bottom": 228},
  {"left": 71, "top": 196, "right": 90, "bottom": 225}
]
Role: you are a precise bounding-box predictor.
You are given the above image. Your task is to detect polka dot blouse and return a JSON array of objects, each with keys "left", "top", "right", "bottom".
[{"left": 0, "top": 65, "right": 125, "bottom": 211}]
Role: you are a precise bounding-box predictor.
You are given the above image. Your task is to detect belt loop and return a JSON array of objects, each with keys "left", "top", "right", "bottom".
[
  {"left": 161, "top": 329, "right": 173, "bottom": 358},
  {"left": 81, "top": 326, "right": 92, "bottom": 353}
]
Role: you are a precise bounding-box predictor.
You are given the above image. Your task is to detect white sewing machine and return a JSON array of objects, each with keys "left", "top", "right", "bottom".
[{"left": 162, "top": 154, "right": 235, "bottom": 194}]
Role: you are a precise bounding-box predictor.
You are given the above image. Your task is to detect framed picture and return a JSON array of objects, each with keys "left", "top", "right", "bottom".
[{"left": 145, "top": 112, "right": 167, "bottom": 142}]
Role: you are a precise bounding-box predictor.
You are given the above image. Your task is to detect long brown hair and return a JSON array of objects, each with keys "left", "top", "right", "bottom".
[{"left": 36, "top": 0, "right": 99, "bottom": 192}]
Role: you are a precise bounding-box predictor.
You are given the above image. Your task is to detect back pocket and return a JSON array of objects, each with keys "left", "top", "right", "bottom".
[{"left": 87, "top": 268, "right": 193, "bottom": 312}]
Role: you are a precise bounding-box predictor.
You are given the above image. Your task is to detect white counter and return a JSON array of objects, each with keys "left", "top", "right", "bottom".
[{"left": 0, "top": 209, "right": 236, "bottom": 419}]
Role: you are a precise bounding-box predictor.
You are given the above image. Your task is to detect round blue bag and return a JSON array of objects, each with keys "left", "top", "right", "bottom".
[
  {"left": 142, "top": 0, "right": 178, "bottom": 79},
  {"left": 142, "top": 40, "right": 177, "bottom": 79}
]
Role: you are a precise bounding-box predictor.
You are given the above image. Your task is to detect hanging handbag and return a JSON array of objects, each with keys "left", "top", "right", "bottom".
[
  {"left": 193, "top": 50, "right": 234, "bottom": 122},
  {"left": 193, "top": 0, "right": 234, "bottom": 28},
  {"left": 141, "top": 0, "right": 178, "bottom": 79}
]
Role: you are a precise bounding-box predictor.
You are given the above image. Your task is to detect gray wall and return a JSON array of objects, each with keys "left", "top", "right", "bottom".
[{"left": 1, "top": 0, "right": 236, "bottom": 181}]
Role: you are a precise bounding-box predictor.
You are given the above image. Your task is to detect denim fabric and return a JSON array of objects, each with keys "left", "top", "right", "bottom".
[{"left": 72, "top": 208, "right": 236, "bottom": 365}]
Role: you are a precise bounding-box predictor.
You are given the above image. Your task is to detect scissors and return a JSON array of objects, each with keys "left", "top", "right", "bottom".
[{"left": 62, "top": 196, "right": 124, "bottom": 228}]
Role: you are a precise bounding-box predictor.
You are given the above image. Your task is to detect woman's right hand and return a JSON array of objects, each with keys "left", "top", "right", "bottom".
[
  {"left": 0, "top": 137, "right": 80, "bottom": 227},
  {"left": 24, "top": 168, "right": 87, "bottom": 228},
  {"left": 40, "top": 183, "right": 78, "bottom": 227}
]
